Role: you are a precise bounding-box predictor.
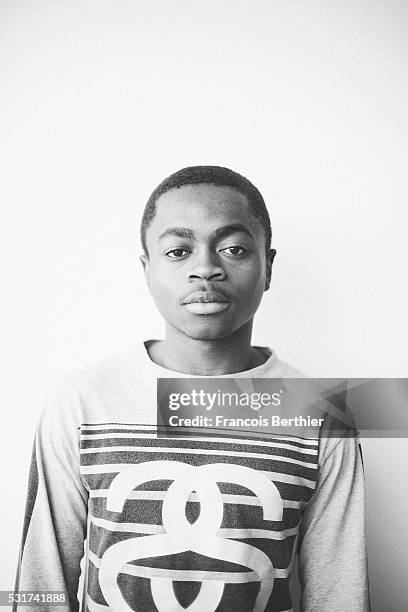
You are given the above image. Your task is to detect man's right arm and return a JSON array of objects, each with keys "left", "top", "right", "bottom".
[{"left": 14, "top": 385, "right": 88, "bottom": 612}]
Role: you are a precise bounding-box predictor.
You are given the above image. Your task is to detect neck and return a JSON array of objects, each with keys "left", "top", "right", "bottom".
[{"left": 149, "top": 320, "right": 266, "bottom": 375}]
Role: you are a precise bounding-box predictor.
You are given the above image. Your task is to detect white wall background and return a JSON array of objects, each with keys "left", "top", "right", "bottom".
[{"left": 1, "top": 1, "right": 407, "bottom": 610}]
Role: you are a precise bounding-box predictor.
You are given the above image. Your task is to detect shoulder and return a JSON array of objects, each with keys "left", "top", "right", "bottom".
[
  {"left": 39, "top": 351, "right": 140, "bottom": 426},
  {"left": 55, "top": 349, "right": 143, "bottom": 394},
  {"left": 261, "top": 354, "right": 359, "bottom": 464},
  {"left": 299, "top": 378, "right": 360, "bottom": 465},
  {"left": 270, "top": 358, "right": 307, "bottom": 378}
]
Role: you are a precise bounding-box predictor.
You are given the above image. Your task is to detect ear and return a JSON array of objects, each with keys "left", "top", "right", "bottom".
[
  {"left": 264, "top": 248, "right": 276, "bottom": 291},
  {"left": 140, "top": 253, "right": 150, "bottom": 286}
]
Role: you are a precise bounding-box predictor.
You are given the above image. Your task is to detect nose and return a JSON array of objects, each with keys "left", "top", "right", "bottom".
[{"left": 188, "top": 247, "right": 226, "bottom": 281}]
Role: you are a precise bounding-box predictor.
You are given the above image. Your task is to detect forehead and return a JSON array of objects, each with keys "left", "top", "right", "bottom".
[{"left": 148, "top": 184, "right": 263, "bottom": 243}]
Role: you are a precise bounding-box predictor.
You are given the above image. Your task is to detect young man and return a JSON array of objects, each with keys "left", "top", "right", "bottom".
[{"left": 15, "top": 166, "right": 369, "bottom": 611}]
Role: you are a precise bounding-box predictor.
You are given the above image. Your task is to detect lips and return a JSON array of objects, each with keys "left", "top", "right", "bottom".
[
  {"left": 182, "top": 291, "right": 229, "bottom": 305},
  {"left": 182, "top": 290, "right": 231, "bottom": 315}
]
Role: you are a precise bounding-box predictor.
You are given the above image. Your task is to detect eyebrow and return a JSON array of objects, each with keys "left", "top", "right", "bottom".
[
  {"left": 213, "top": 223, "right": 255, "bottom": 241},
  {"left": 158, "top": 227, "right": 196, "bottom": 241},
  {"left": 158, "top": 223, "right": 255, "bottom": 242}
]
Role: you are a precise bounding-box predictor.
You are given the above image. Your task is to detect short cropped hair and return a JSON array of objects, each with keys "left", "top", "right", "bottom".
[{"left": 140, "top": 165, "right": 272, "bottom": 255}]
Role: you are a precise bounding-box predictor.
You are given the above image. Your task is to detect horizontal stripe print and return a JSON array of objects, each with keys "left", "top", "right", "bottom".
[
  {"left": 80, "top": 445, "right": 317, "bottom": 469},
  {"left": 81, "top": 434, "right": 318, "bottom": 459},
  {"left": 80, "top": 423, "right": 318, "bottom": 612},
  {"left": 88, "top": 498, "right": 302, "bottom": 534},
  {"left": 88, "top": 489, "right": 305, "bottom": 509},
  {"left": 90, "top": 514, "right": 300, "bottom": 540},
  {"left": 82, "top": 463, "right": 316, "bottom": 488},
  {"left": 84, "top": 473, "right": 314, "bottom": 507},
  {"left": 86, "top": 594, "right": 295, "bottom": 612},
  {"left": 80, "top": 423, "right": 319, "bottom": 446},
  {"left": 88, "top": 548, "right": 294, "bottom": 581},
  {"left": 79, "top": 426, "right": 318, "bottom": 483}
]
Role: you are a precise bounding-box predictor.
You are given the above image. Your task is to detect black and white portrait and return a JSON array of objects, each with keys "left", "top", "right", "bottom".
[{"left": 1, "top": 2, "right": 407, "bottom": 611}]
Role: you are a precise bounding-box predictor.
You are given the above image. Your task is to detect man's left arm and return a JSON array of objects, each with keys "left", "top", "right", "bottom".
[{"left": 297, "top": 434, "right": 370, "bottom": 611}]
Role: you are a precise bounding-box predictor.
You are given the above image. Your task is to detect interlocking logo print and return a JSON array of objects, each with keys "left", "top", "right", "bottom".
[{"left": 97, "top": 461, "right": 283, "bottom": 612}]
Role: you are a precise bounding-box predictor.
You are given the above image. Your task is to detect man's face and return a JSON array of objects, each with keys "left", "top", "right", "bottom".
[{"left": 141, "top": 184, "right": 275, "bottom": 341}]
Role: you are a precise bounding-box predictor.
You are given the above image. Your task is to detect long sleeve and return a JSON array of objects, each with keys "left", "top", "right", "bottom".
[
  {"left": 297, "top": 433, "right": 370, "bottom": 611},
  {"left": 14, "top": 385, "right": 88, "bottom": 612}
]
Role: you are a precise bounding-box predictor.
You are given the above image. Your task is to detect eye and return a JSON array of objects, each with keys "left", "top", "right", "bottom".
[
  {"left": 165, "top": 248, "right": 191, "bottom": 259},
  {"left": 220, "top": 246, "right": 247, "bottom": 257}
]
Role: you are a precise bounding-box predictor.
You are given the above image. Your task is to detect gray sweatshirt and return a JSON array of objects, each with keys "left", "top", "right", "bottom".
[{"left": 14, "top": 344, "right": 370, "bottom": 611}]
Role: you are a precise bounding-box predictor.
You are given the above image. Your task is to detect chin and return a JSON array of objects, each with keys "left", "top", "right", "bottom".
[{"left": 178, "top": 320, "right": 236, "bottom": 341}]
